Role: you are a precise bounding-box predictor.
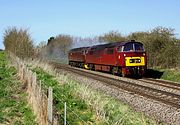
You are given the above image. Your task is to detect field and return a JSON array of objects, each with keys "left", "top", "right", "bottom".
[{"left": 0, "top": 52, "right": 36, "bottom": 125}]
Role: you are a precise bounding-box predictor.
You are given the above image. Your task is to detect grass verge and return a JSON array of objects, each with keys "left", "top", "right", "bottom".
[
  {"left": 30, "top": 61, "right": 158, "bottom": 125},
  {"left": 159, "top": 69, "right": 180, "bottom": 83},
  {"left": 146, "top": 68, "right": 180, "bottom": 83},
  {"left": 32, "top": 68, "right": 100, "bottom": 124},
  {"left": 0, "top": 52, "right": 37, "bottom": 125}
]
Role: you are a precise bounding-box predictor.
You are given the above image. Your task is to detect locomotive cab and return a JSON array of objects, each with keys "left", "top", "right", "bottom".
[{"left": 118, "top": 41, "right": 147, "bottom": 77}]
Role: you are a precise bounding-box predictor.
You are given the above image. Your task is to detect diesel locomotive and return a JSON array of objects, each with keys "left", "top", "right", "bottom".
[{"left": 68, "top": 40, "right": 147, "bottom": 77}]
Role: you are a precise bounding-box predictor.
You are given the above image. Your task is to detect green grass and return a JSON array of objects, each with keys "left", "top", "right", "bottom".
[
  {"left": 0, "top": 52, "right": 37, "bottom": 125},
  {"left": 32, "top": 68, "right": 99, "bottom": 125},
  {"left": 159, "top": 69, "right": 180, "bottom": 83},
  {"left": 31, "top": 66, "right": 158, "bottom": 125},
  {"left": 146, "top": 68, "right": 180, "bottom": 83},
  {"left": 65, "top": 77, "right": 159, "bottom": 125}
]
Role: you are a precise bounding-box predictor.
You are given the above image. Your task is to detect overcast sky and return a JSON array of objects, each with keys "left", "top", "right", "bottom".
[{"left": 0, "top": 0, "right": 180, "bottom": 49}]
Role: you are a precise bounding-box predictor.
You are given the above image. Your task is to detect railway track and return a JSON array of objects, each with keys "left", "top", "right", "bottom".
[
  {"left": 140, "top": 78, "right": 180, "bottom": 91},
  {"left": 51, "top": 62, "right": 180, "bottom": 109}
]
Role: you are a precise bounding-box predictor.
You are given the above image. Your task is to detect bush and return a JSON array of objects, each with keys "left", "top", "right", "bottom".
[
  {"left": 128, "top": 26, "right": 180, "bottom": 68},
  {"left": 3, "top": 27, "right": 34, "bottom": 59},
  {"left": 98, "top": 31, "right": 126, "bottom": 42}
]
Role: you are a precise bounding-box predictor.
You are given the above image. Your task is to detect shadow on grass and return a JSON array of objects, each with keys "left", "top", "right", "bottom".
[{"left": 144, "top": 69, "right": 164, "bottom": 79}]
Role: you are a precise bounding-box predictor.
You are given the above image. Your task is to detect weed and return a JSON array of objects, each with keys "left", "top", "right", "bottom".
[
  {"left": 32, "top": 68, "right": 98, "bottom": 124},
  {"left": 160, "top": 69, "right": 180, "bottom": 83},
  {"left": 0, "top": 52, "right": 37, "bottom": 125}
]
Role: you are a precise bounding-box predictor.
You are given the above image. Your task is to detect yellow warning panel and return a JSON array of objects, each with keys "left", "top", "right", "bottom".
[
  {"left": 125, "top": 57, "right": 145, "bottom": 66},
  {"left": 84, "top": 64, "right": 89, "bottom": 69}
]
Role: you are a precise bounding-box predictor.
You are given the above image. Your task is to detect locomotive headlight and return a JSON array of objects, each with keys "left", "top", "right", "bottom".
[
  {"left": 136, "top": 59, "right": 141, "bottom": 63},
  {"left": 143, "top": 53, "right": 145, "bottom": 56},
  {"left": 129, "top": 59, "right": 133, "bottom": 63},
  {"left": 124, "top": 54, "right": 126, "bottom": 57}
]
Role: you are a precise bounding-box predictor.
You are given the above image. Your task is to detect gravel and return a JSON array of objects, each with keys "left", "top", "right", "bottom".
[{"left": 58, "top": 68, "right": 180, "bottom": 125}]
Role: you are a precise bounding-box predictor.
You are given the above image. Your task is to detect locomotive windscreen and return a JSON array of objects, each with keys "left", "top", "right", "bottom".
[
  {"left": 134, "top": 43, "right": 144, "bottom": 51},
  {"left": 122, "top": 42, "right": 144, "bottom": 52}
]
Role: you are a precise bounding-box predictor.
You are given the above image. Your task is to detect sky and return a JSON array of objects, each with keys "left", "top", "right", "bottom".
[{"left": 0, "top": 0, "right": 180, "bottom": 49}]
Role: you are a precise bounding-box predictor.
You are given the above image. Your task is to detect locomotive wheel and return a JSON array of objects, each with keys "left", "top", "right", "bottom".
[
  {"left": 79, "top": 63, "right": 84, "bottom": 68},
  {"left": 68, "top": 61, "right": 71, "bottom": 66},
  {"left": 112, "top": 67, "right": 118, "bottom": 75},
  {"left": 89, "top": 64, "right": 94, "bottom": 70},
  {"left": 121, "top": 68, "right": 126, "bottom": 77},
  {"left": 121, "top": 73, "right": 125, "bottom": 77},
  {"left": 112, "top": 67, "right": 116, "bottom": 75},
  {"left": 69, "top": 61, "right": 73, "bottom": 67}
]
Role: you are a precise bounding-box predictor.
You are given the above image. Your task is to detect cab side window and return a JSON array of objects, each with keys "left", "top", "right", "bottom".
[{"left": 117, "top": 46, "right": 122, "bottom": 52}]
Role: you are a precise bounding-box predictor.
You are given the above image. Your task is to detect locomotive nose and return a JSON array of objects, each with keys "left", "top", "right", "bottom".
[{"left": 125, "top": 56, "right": 145, "bottom": 67}]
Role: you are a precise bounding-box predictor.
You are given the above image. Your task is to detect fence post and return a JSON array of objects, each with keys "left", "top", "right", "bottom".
[
  {"left": 48, "top": 87, "right": 53, "bottom": 125},
  {"left": 39, "top": 81, "right": 42, "bottom": 95},
  {"left": 64, "top": 102, "right": 66, "bottom": 125}
]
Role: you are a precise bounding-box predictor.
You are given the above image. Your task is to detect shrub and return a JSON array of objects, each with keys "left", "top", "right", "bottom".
[{"left": 3, "top": 27, "right": 34, "bottom": 59}]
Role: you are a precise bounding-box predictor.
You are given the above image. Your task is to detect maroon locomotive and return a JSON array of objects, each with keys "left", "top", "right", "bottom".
[
  {"left": 68, "top": 47, "right": 89, "bottom": 68},
  {"left": 68, "top": 40, "right": 147, "bottom": 77}
]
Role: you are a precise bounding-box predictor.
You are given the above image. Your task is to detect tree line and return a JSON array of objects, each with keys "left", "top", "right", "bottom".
[{"left": 3, "top": 26, "right": 180, "bottom": 68}]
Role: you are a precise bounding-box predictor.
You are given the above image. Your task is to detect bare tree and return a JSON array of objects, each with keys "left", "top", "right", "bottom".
[{"left": 3, "top": 27, "right": 34, "bottom": 59}]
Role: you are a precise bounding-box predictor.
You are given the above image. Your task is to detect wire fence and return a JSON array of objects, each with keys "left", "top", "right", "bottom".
[
  {"left": 53, "top": 91, "right": 88, "bottom": 125},
  {"left": 8, "top": 52, "right": 88, "bottom": 125}
]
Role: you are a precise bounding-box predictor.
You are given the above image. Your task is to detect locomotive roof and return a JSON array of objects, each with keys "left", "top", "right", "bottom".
[
  {"left": 90, "top": 40, "right": 142, "bottom": 50},
  {"left": 69, "top": 47, "right": 89, "bottom": 52},
  {"left": 69, "top": 40, "right": 143, "bottom": 52}
]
